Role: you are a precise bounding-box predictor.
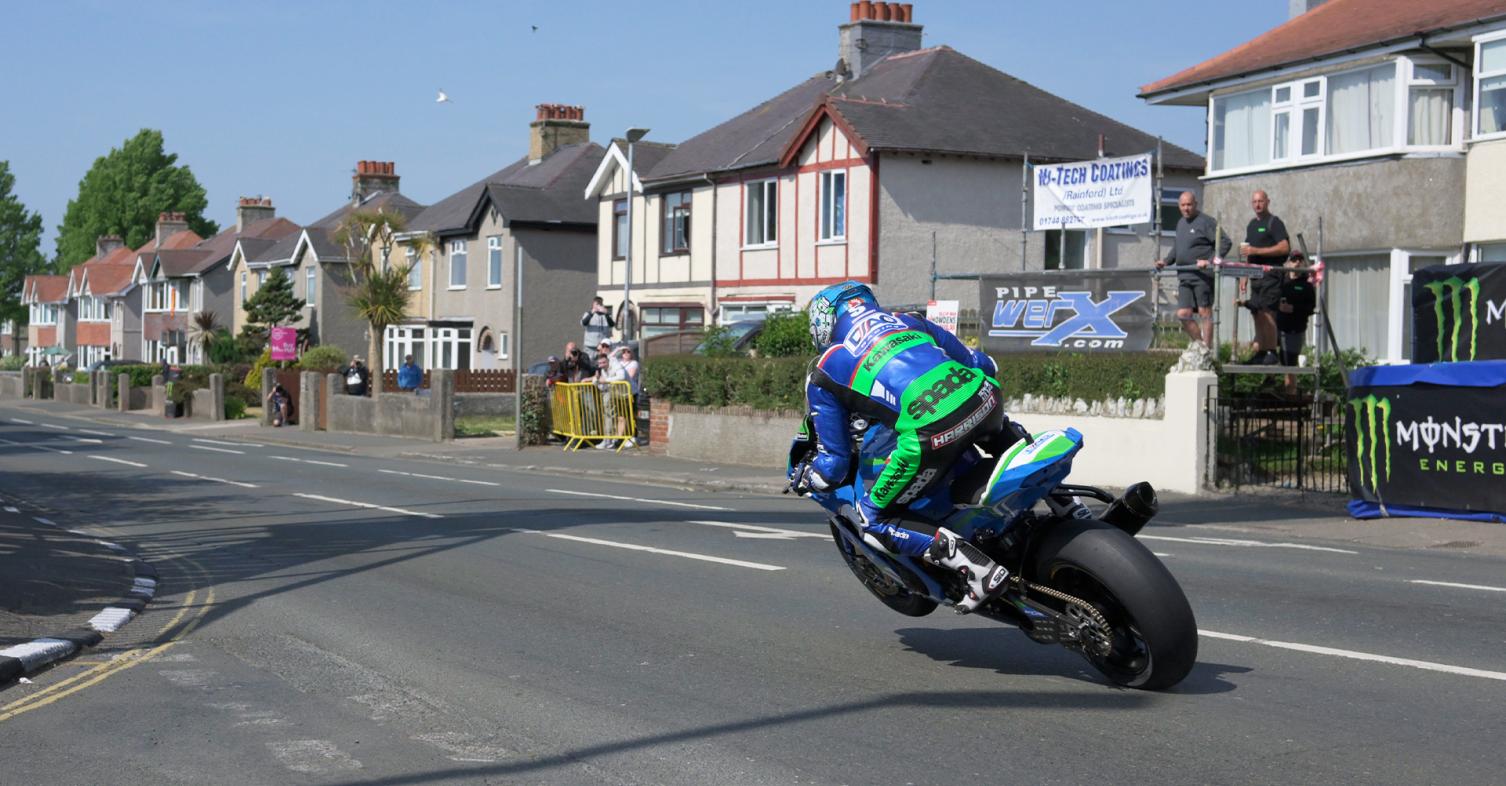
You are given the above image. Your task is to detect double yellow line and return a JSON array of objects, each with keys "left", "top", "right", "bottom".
[{"left": 0, "top": 555, "right": 215, "bottom": 723}]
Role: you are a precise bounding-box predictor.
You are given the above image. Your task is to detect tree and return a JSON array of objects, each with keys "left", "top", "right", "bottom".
[
  {"left": 0, "top": 161, "right": 49, "bottom": 325},
  {"left": 334, "top": 209, "right": 427, "bottom": 392},
  {"left": 54, "top": 129, "right": 217, "bottom": 266},
  {"left": 243, "top": 267, "right": 303, "bottom": 329}
]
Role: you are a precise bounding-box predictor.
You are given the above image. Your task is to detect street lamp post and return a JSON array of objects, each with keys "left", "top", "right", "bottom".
[{"left": 622, "top": 127, "right": 650, "bottom": 343}]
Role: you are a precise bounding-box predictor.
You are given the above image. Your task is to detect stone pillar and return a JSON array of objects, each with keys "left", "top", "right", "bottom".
[
  {"left": 117, "top": 373, "right": 130, "bottom": 413},
  {"left": 301, "top": 372, "right": 323, "bottom": 432},
  {"left": 260, "top": 369, "right": 275, "bottom": 427},
  {"left": 151, "top": 374, "right": 165, "bottom": 414},
  {"left": 1163, "top": 370, "right": 1218, "bottom": 493},
  {"left": 431, "top": 368, "right": 455, "bottom": 442},
  {"left": 208, "top": 373, "right": 225, "bottom": 422},
  {"left": 326, "top": 372, "right": 341, "bottom": 431},
  {"left": 648, "top": 396, "right": 671, "bottom": 455}
]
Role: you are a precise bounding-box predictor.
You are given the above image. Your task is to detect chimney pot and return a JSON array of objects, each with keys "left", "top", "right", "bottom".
[
  {"left": 858, "top": 1, "right": 873, "bottom": 20},
  {"left": 877, "top": 2, "right": 891, "bottom": 21},
  {"left": 900, "top": 3, "right": 912, "bottom": 22},
  {"left": 850, "top": 2, "right": 860, "bottom": 21}
]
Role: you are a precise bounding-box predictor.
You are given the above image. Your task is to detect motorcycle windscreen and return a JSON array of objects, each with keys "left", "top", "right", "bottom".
[{"left": 982, "top": 428, "right": 1084, "bottom": 518}]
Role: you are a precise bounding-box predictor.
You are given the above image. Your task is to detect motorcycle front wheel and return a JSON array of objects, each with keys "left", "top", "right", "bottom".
[
  {"left": 829, "top": 521, "right": 938, "bottom": 617},
  {"left": 1029, "top": 519, "right": 1197, "bottom": 690}
]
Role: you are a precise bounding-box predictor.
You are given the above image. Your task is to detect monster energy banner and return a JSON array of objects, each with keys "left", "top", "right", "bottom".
[
  {"left": 1411, "top": 263, "right": 1506, "bottom": 363},
  {"left": 979, "top": 270, "right": 1154, "bottom": 353},
  {"left": 1347, "top": 362, "right": 1506, "bottom": 520}
]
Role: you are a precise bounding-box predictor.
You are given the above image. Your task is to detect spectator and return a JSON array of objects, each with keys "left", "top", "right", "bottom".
[
  {"left": 615, "top": 346, "right": 642, "bottom": 449},
  {"left": 396, "top": 354, "right": 423, "bottom": 393},
  {"left": 1237, "top": 190, "right": 1291, "bottom": 364},
  {"left": 544, "top": 355, "right": 566, "bottom": 387},
  {"left": 267, "top": 383, "right": 293, "bottom": 427},
  {"left": 597, "top": 339, "right": 617, "bottom": 367},
  {"left": 342, "top": 355, "right": 371, "bottom": 396},
  {"left": 1276, "top": 252, "right": 1317, "bottom": 368},
  {"left": 1156, "top": 191, "right": 1230, "bottom": 348},
  {"left": 582, "top": 296, "right": 615, "bottom": 349},
  {"left": 561, "top": 342, "right": 591, "bottom": 382}
]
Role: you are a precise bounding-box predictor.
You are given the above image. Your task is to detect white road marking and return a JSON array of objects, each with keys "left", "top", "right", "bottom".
[
  {"left": 518, "top": 528, "right": 784, "bottom": 571},
  {"left": 69, "top": 437, "right": 103, "bottom": 444},
  {"left": 1199, "top": 629, "right": 1506, "bottom": 682},
  {"left": 1153, "top": 552, "right": 1172, "bottom": 558},
  {"left": 3, "top": 506, "right": 16, "bottom": 513},
  {"left": 129, "top": 436, "right": 172, "bottom": 445},
  {"left": 1139, "top": 534, "right": 1358, "bottom": 554},
  {"left": 1409, "top": 579, "right": 1506, "bottom": 594},
  {"left": 0, "top": 436, "right": 71, "bottom": 455},
  {"left": 190, "top": 444, "right": 244, "bottom": 455},
  {"left": 270, "top": 455, "right": 348, "bottom": 468},
  {"left": 379, "top": 468, "right": 500, "bottom": 486},
  {"left": 547, "top": 488, "right": 732, "bottom": 512},
  {"left": 193, "top": 437, "right": 263, "bottom": 448},
  {"left": 33, "top": 517, "right": 55, "bottom": 526},
  {"left": 39, "top": 423, "right": 69, "bottom": 430},
  {"left": 688, "top": 520, "right": 827, "bottom": 540},
  {"left": 90, "top": 455, "right": 148, "bottom": 468},
  {"left": 78, "top": 429, "right": 112, "bottom": 437},
  {"left": 170, "top": 470, "right": 259, "bottom": 489},
  {"left": 9, "top": 418, "right": 32, "bottom": 424},
  {"left": 294, "top": 493, "right": 442, "bottom": 519},
  {"left": 267, "top": 740, "right": 362, "bottom": 774}
]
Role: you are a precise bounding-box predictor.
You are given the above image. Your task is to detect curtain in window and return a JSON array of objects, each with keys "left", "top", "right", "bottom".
[
  {"left": 1213, "top": 90, "right": 1270, "bottom": 170},
  {"left": 1408, "top": 88, "right": 1451, "bottom": 145},
  {"left": 1325, "top": 254, "right": 1391, "bottom": 359},
  {"left": 1326, "top": 64, "right": 1395, "bottom": 154},
  {"left": 1481, "top": 75, "right": 1506, "bottom": 136}
]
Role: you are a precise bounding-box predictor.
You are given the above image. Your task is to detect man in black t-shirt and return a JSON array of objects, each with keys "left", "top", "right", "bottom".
[{"left": 1237, "top": 190, "right": 1290, "bottom": 364}]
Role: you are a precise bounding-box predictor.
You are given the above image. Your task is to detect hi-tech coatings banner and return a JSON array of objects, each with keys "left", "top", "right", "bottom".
[
  {"left": 980, "top": 270, "right": 1153, "bottom": 352},
  {"left": 1347, "top": 362, "right": 1506, "bottom": 517},
  {"left": 1411, "top": 263, "right": 1506, "bottom": 363},
  {"left": 1032, "top": 153, "right": 1153, "bottom": 230}
]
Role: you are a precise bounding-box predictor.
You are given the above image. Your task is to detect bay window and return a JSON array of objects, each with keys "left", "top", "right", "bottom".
[
  {"left": 1326, "top": 63, "right": 1394, "bottom": 155},
  {"left": 1476, "top": 36, "right": 1506, "bottom": 138},
  {"left": 1408, "top": 61, "right": 1455, "bottom": 146},
  {"left": 1213, "top": 88, "right": 1270, "bottom": 170}
]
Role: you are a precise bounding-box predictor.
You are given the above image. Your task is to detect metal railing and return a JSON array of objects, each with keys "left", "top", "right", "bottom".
[{"left": 1206, "top": 394, "right": 1347, "bottom": 493}]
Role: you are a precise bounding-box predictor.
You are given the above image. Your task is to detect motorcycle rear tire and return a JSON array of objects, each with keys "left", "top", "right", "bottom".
[
  {"left": 830, "top": 523, "right": 938, "bottom": 618},
  {"left": 1029, "top": 519, "right": 1197, "bottom": 690}
]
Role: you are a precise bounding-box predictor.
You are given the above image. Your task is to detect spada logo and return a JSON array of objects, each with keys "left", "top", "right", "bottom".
[
  {"left": 1424, "top": 276, "right": 1504, "bottom": 362},
  {"left": 1349, "top": 394, "right": 1392, "bottom": 494},
  {"left": 989, "top": 285, "right": 1144, "bottom": 349},
  {"left": 906, "top": 367, "right": 976, "bottom": 419}
]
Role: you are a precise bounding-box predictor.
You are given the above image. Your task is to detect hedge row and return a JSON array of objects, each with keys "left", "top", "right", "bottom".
[{"left": 642, "top": 351, "right": 1176, "bottom": 410}]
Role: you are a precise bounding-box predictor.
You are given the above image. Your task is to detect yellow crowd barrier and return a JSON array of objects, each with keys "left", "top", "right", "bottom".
[{"left": 550, "top": 381, "right": 638, "bottom": 452}]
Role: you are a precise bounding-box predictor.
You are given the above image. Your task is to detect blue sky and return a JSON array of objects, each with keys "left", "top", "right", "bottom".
[{"left": 1, "top": 1, "right": 1284, "bottom": 255}]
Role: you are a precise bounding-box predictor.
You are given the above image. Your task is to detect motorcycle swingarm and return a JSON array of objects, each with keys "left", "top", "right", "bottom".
[{"left": 987, "top": 585, "right": 1112, "bottom": 657}]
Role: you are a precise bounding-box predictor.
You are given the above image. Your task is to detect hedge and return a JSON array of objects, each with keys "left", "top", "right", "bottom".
[{"left": 642, "top": 351, "right": 1177, "bottom": 410}]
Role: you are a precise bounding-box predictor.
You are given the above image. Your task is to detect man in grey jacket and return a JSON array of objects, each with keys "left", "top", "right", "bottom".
[
  {"left": 1156, "top": 191, "right": 1230, "bottom": 348},
  {"left": 581, "top": 296, "right": 615, "bottom": 354}
]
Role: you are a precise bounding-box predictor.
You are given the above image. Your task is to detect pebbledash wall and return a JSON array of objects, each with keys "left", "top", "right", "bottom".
[{"left": 649, "top": 370, "right": 1217, "bottom": 495}]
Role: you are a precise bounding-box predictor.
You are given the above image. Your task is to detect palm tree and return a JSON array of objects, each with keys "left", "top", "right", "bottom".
[
  {"left": 334, "top": 209, "right": 428, "bottom": 392},
  {"left": 189, "top": 310, "right": 219, "bottom": 364}
]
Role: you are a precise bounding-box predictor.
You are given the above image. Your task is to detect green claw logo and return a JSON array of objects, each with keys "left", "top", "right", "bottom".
[
  {"left": 1349, "top": 395, "right": 1392, "bottom": 494},
  {"left": 1424, "top": 276, "right": 1481, "bottom": 362}
]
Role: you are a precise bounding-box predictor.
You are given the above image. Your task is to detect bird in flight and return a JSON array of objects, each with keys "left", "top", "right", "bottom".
[
  {"left": 436, "top": 89, "right": 451, "bottom": 104},
  {"left": 531, "top": 25, "right": 538, "bottom": 32}
]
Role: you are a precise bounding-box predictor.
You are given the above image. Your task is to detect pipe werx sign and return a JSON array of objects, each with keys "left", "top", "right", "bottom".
[{"left": 979, "top": 270, "right": 1153, "bottom": 353}]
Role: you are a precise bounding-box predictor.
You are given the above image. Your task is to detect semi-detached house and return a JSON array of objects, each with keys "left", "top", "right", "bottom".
[
  {"left": 64, "top": 235, "right": 135, "bottom": 367},
  {"left": 587, "top": 2, "right": 1202, "bottom": 334},
  {"left": 21, "top": 274, "right": 68, "bottom": 366},
  {"left": 1140, "top": 0, "right": 1506, "bottom": 363}
]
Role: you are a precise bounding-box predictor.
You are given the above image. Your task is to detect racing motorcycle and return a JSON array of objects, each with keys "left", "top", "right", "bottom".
[{"left": 789, "top": 418, "right": 1198, "bottom": 691}]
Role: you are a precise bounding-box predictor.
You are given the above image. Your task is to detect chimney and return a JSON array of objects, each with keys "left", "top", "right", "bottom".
[
  {"left": 839, "top": 2, "right": 922, "bottom": 79},
  {"left": 529, "top": 104, "right": 590, "bottom": 164},
  {"left": 236, "top": 196, "right": 276, "bottom": 232},
  {"left": 352, "top": 161, "right": 400, "bottom": 203},
  {"left": 94, "top": 235, "right": 124, "bottom": 258},
  {"left": 1288, "top": 0, "right": 1326, "bottom": 18},
  {"left": 155, "top": 212, "right": 189, "bottom": 247}
]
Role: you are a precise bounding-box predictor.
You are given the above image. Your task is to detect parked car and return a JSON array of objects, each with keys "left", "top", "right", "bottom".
[
  {"left": 87, "top": 358, "right": 135, "bottom": 373},
  {"left": 693, "top": 320, "right": 764, "bottom": 355}
]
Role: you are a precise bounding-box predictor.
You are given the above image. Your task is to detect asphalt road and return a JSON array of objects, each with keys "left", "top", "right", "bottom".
[{"left": 1, "top": 404, "right": 1504, "bottom": 785}]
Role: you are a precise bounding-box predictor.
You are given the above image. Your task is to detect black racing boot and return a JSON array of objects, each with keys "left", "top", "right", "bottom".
[{"left": 924, "top": 527, "right": 1009, "bottom": 613}]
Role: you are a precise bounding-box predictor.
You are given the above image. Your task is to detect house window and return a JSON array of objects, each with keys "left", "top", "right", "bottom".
[
  {"left": 718, "top": 302, "right": 789, "bottom": 325},
  {"left": 241, "top": 271, "right": 248, "bottom": 305},
  {"left": 820, "top": 171, "right": 846, "bottom": 241},
  {"left": 612, "top": 199, "right": 628, "bottom": 260},
  {"left": 1326, "top": 63, "right": 1395, "bottom": 155},
  {"left": 305, "top": 267, "right": 316, "bottom": 305},
  {"left": 449, "top": 240, "right": 467, "bottom": 289},
  {"left": 1475, "top": 36, "right": 1506, "bottom": 138},
  {"left": 1324, "top": 253, "right": 1391, "bottom": 360},
  {"left": 431, "top": 326, "right": 473, "bottom": 370},
  {"left": 257, "top": 269, "right": 267, "bottom": 286},
  {"left": 496, "top": 331, "right": 510, "bottom": 361},
  {"left": 1156, "top": 189, "right": 1182, "bottom": 235},
  {"left": 661, "top": 191, "right": 691, "bottom": 254},
  {"left": 745, "top": 179, "right": 777, "bottom": 246},
  {"left": 1044, "top": 230, "right": 1089, "bottom": 270},
  {"left": 1401, "top": 253, "right": 1447, "bottom": 360},
  {"left": 1212, "top": 88, "right": 1271, "bottom": 170},
  {"left": 641, "top": 305, "right": 705, "bottom": 338},
  {"left": 385, "top": 325, "right": 426, "bottom": 370},
  {"left": 407, "top": 248, "right": 421, "bottom": 290},
  {"left": 487, "top": 236, "right": 503, "bottom": 287},
  {"left": 1408, "top": 61, "right": 1456, "bottom": 146}
]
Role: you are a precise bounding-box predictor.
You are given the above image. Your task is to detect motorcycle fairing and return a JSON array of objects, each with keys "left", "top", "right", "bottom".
[{"left": 982, "top": 428, "right": 1084, "bottom": 522}]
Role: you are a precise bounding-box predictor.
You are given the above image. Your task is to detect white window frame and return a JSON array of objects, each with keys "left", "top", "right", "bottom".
[
  {"left": 305, "top": 267, "right": 316, "bottom": 306},
  {"left": 819, "top": 170, "right": 847, "bottom": 242},
  {"left": 487, "top": 236, "right": 502, "bottom": 289},
  {"left": 1474, "top": 32, "right": 1506, "bottom": 141},
  {"left": 1405, "top": 57, "right": 1460, "bottom": 148},
  {"left": 448, "top": 239, "right": 467, "bottom": 289},
  {"left": 661, "top": 191, "right": 692, "bottom": 254},
  {"left": 744, "top": 179, "right": 778, "bottom": 248},
  {"left": 429, "top": 326, "right": 473, "bottom": 370},
  {"left": 407, "top": 248, "right": 422, "bottom": 291},
  {"left": 1388, "top": 248, "right": 1462, "bottom": 364},
  {"left": 496, "top": 331, "right": 510, "bottom": 361},
  {"left": 240, "top": 271, "right": 248, "bottom": 305}
]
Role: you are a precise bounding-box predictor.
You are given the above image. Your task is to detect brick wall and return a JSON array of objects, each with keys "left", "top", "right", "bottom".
[{"left": 648, "top": 397, "right": 672, "bottom": 454}]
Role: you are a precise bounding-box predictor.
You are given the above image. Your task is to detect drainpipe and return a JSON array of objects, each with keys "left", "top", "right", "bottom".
[{"left": 705, "top": 174, "right": 717, "bottom": 324}]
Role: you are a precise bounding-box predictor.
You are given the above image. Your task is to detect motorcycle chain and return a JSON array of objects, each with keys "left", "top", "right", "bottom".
[{"left": 1013, "top": 578, "right": 1113, "bottom": 654}]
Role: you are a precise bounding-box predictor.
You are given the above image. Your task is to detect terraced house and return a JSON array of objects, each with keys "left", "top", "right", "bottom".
[
  {"left": 1140, "top": 0, "right": 1506, "bottom": 362},
  {"left": 64, "top": 235, "right": 135, "bottom": 367},
  {"left": 390, "top": 105, "right": 602, "bottom": 371},
  {"left": 587, "top": 2, "right": 1201, "bottom": 331},
  {"left": 21, "top": 273, "right": 68, "bottom": 366}
]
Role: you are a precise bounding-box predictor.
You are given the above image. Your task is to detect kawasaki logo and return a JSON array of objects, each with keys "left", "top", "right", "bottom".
[
  {"left": 1424, "top": 276, "right": 1481, "bottom": 362},
  {"left": 1349, "top": 394, "right": 1391, "bottom": 494},
  {"left": 873, "top": 457, "right": 912, "bottom": 500},
  {"left": 862, "top": 332, "right": 925, "bottom": 373},
  {"left": 906, "top": 367, "right": 977, "bottom": 419}
]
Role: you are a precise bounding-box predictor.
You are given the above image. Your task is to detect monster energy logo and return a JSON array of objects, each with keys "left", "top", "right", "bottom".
[
  {"left": 1424, "top": 276, "right": 1481, "bottom": 362},
  {"left": 1349, "top": 395, "right": 1391, "bottom": 494}
]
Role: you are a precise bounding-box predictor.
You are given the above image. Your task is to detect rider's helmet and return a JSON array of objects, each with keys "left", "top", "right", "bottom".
[{"left": 808, "top": 280, "right": 879, "bottom": 349}]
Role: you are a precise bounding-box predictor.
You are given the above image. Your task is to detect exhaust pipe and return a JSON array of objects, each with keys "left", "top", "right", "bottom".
[{"left": 1100, "top": 482, "right": 1158, "bottom": 537}]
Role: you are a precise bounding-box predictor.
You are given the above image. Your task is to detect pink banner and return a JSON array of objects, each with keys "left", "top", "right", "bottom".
[{"left": 270, "top": 326, "right": 297, "bottom": 361}]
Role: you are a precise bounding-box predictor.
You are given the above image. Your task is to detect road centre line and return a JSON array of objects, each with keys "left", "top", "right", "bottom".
[
  {"left": 1409, "top": 579, "right": 1506, "bottom": 593},
  {"left": 547, "top": 488, "right": 733, "bottom": 512},
  {"left": 69, "top": 437, "right": 103, "bottom": 444},
  {"left": 294, "top": 493, "right": 442, "bottom": 519},
  {"left": 1199, "top": 629, "right": 1506, "bottom": 682},
  {"left": 193, "top": 437, "right": 263, "bottom": 448},
  {"left": 1138, "top": 534, "right": 1357, "bottom": 554},
  {"left": 688, "top": 520, "right": 828, "bottom": 539},
  {"left": 128, "top": 436, "right": 172, "bottom": 445},
  {"left": 9, "top": 418, "right": 32, "bottom": 425},
  {"left": 0, "top": 436, "right": 72, "bottom": 455},
  {"left": 190, "top": 444, "right": 244, "bottom": 455},
  {"left": 269, "top": 455, "right": 348, "bottom": 468},
  {"left": 516, "top": 528, "right": 785, "bottom": 571},
  {"left": 170, "top": 470, "right": 258, "bottom": 489},
  {"left": 39, "top": 423, "right": 69, "bottom": 430},
  {"left": 89, "top": 455, "right": 148, "bottom": 468},
  {"left": 378, "top": 468, "right": 499, "bottom": 487},
  {"left": 77, "top": 429, "right": 112, "bottom": 437}
]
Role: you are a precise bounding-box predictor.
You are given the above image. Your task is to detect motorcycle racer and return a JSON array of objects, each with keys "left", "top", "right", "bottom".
[{"left": 789, "top": 281, "right": 1013, "bottom": 612}]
